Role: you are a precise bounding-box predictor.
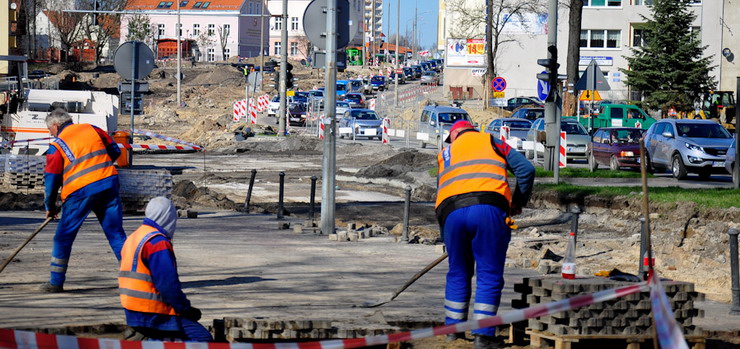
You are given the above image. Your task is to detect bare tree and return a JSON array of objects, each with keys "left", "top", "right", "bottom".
[
  {"left": 45, "top": 9, "right": 84, "bottom": 62},
  {"left": 217, "top": 25, "right": 230, "bottom": 61},
  {"left": 295, "top": 36, "right": 313, "bottom": 61},
  {"left": 79, "top": 0, "right": 126, "bottom": 63},
  {"left": 195, "top": 31, "right": 215, "bottom": 62}
]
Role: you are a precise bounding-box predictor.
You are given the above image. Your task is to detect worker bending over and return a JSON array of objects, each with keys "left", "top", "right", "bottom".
[
  {"left": 119, "top": 197, "right": 212, "bottom": 342},
  {"left": 436, "top": 120, "right": 535, "bottom": 349},
  {"left": 42, "top": 109, "right": 126, "bottom": 292}
]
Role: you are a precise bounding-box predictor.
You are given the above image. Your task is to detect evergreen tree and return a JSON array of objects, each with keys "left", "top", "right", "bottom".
[{"left": 621, "top": 0, "right": 715, "bottom": 114}]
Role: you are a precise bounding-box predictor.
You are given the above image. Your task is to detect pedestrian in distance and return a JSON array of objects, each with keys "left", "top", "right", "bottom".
[
  {"left": 41, "top": 109, "right": 126, "bottom": 293},
  {"left": 435, "top": 120, "right": 535, "bottom": 349},
  {"left": 119, "top": 197, "right": 213, "bottom": 342}
]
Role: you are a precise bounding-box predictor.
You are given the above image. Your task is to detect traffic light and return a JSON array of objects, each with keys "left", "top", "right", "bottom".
[
  {"left": 285, "top": 62, "right": 294, "bottom": 89},
  {"left": 536, "top": 45, "right": 560, "bottom": 102},
  {"left": 273, "top": 70, "right": 280, "bottom": 88}
]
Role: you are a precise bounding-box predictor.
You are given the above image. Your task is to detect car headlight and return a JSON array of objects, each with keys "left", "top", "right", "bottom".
[{"left": 685, "top": 143, "right": 704, "bottom": 153}]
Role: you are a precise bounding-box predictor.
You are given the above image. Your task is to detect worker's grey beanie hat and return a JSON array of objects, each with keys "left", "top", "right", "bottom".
[{"left": 145, "top": 196, "right": 177, "bottom": 239}]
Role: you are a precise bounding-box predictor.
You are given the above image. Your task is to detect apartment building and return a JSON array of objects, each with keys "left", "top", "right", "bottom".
[{"left": 439, "top": 0, "right": 735, "bottom": 101}]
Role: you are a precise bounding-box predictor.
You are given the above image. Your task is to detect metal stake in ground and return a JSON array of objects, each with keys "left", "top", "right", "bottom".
[
  {"left": 402, "top": 185, "right": 411, "bottom": 242},
  {"left": 309, "top": 175, "right": 317, "bottom": 221},
  {"left": 0, "top": 218, "right": 53, "bottom": 274},
  {"left": 729, "top": 228, "right": 740, "bottom": 315},
  {"left": 245, "top": 169, "right": 257, "bottom": 212},
  {"left": 277, "top": 171, "right": 285, "bottom": 219}
]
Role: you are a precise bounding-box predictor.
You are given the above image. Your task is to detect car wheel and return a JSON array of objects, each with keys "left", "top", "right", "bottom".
[
  {"left": 588, "top": 151, "right": 598, "bottom": 172},
  {"left": 671, "top": 153, "right": 688, "bottom": 180},
  {"left": 609, "top": 155, "right": 619, "bottom": 171},
  {"left": 420, "top": 140, "right": 427, "bottom": 149},
  {"left": 644, "top": 152, "right": 655, "bottom": 174}
]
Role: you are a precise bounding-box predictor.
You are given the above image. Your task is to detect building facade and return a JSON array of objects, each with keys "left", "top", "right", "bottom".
[
  {"left": 439, "top": 0, "right": 735, "bottom": 104},
  {"left": 1, "top": 0, "right": 22, "bottom": 75},
  {"left": 121, "top": 0, "right": 267, "bottom": 62}
]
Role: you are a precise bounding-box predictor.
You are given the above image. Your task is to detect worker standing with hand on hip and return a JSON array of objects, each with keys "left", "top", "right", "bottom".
[
  {"left": 435, "top": 120, "right": 535, "bottom": 349},
  {"left": 42, "top": 109, "right": 126, "bottom": 293},
  {"left": 119, "top": 197, "right": 213, "bottom": 342}
]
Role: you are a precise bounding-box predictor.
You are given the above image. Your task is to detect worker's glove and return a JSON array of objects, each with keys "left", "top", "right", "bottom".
[
  {"left": 181, "top": 307, "right": 202, "bottom": 321},
  {"left": 46, "top": 208, "right": 59, "bottom": 220}
]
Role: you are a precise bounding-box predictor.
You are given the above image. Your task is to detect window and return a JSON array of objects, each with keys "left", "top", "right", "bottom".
[
  {"left": 224, "top": 48, "right": 231, "bottom": 60},
  {"left": 208, "top": 24, "right": 215, "bottom": 35},
  {"left": 585, "top": 0, "right": 621, "bottom": 6},
  {"left": 274, "top": 17, "right": 282, "bottom": 30},
  {"left": 180, "top": 1, "right": 188, "bottom": 6},
  {"left": 291, "top": 17, "right": 299, "bottom": 30},
  {"left": 158, "top": 24, "right": 165, "bottom": 37},
  {"left": 193, "top": 1, "right": 202, "bottom": 8},
  {"left": 202, "top": 2, "right": 210, "bottom": 8},
  {"left": 223, "top": 24, "right": 230, "bottom": 37},
  {"left": 274, "top": 41, "right": 281, "bottom": 55},
  {"left": 248, "top": 2, "right": 253, "bottom": 14},
  {"left": 580, "top": 29, "right": 621, "bottom": 48},
  {"left": 176, "top": 23, "right": 182, "bottom": 37},
  {"left": 193, "top": 23, "right": 200, "bottom": 36},
  {"left": 207, "top": 48, "right": 215, "bottom": 62},
  {"left": 157, "top": 1, "right": 173, "bottom": 8},
  {"left": 633, "top": 27, "right": 648, "bottom": 47},
  {"left": 290, "top": 42, "right": 298, "bottom": 56},
  {"left": 634, "top": 0, "right": 652, "bottom": 5}
]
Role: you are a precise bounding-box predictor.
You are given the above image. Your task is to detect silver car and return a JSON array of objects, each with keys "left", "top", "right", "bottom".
[
  {"left": 335, "top": 101, "right": 351, "bottom": 117},
  {"left": 526, "top": 118, "right": 591, "bottom": 161},
  {"left": 644, "top": 119, "right": 734, "bottom": 180},
  {"left": 484, "top": 118, "right": 532, "bottom": 153},
  {"left": 339, "top": 109, "right": 383, "bottom": 140},
  {"left": 420, "top": 71, "right": 440, "bottom": 85}
]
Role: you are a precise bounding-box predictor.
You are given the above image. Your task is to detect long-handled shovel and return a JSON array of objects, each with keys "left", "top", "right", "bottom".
[
  {"left": 359, "top": 252, "right": 449, "bottom": 308},
  {"left": 0, "top": 217, "right": 53, "bottom": 274}
]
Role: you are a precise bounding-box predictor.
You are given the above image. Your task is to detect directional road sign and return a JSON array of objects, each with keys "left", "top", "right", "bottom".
[
  {"left": 579, "top": 90, "right": 602, "bottom": 101},
  {"left": 537, "top": 71, "right": 550, "bottom": 101},
  {"left": 492, "top": 77, "right": 507, "bottom": 92}
]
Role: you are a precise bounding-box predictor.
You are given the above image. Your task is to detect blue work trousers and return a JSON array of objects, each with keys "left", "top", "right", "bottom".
[
  {"left": 49, "top": 187, "right": 126, "bottom": 286},
  {"left": 443, "top": 204, "right": 511, "bottom": 336}
]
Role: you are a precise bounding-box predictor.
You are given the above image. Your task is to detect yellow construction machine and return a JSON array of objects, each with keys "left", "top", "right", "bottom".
[{"left": 678, "top": 91, "right": 736, "bottom": 132}]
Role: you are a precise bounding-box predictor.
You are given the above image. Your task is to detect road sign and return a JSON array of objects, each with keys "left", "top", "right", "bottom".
[
  {"left": 575, "top": 60, "right": 611, "bottom": 91},
  {"left": 537, "top": 71, "right": 550, "bottom": 101},
  {"left": 492, "top": 77, "right": 507, "bottom": 92},
  {"left": 113, "top": 41, "right": 155, "bottom": 80},
  {"left": 287, "top": 90, "right": 295, "bottom": 97},
  {"left": 303, "top": 0, "right": 358, "bottom": 50},
  {"left": 247, "top": 72, "right": 263, "bottom": 88},
  {"left": 579, "top": 90, "right": 602, "bottom": 101},
  {"left": 493, "top": 91, "right": 505, "bottom": 98}
]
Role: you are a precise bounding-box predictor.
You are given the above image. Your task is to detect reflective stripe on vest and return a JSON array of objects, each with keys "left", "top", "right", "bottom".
[
  {"left": 435, "top": 132, "right": 512, "bottom": 208},
  {"left": 118, "top": 225, "right": 178, "bottom": 316},
  {"left": 51, "top": 124, "right": 117, "bottom": 200}
]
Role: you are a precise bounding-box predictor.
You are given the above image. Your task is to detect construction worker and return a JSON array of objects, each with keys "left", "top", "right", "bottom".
[
  {"left": 42, "top": 109, "right": 126, "bottom": 293},
  {"left": 436, "top": 120, "right": 535, "bottom": 349},
  {"left": 119, "top": 197, "right": 212, "bottom": 342}
]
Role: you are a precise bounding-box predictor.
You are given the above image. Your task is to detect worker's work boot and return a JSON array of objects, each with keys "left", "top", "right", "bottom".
[
  {"left": 473, "top": 334, "right": 501, "bottom": 349},
  {"left": 445, "top": 332, "right": 466, "bottom": 342},
  {"left": 39, "top": 282, "right": 63, "bottom": 293}
]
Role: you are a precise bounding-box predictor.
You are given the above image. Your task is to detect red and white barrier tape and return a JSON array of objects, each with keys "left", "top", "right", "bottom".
[
  {"left": 0, "top": 137, "right": 54, "bottom": 149},
  {"left": 0, "top": 282, "right": 649, "bottom": 349},
  {"left": 131, "top": 129, "right": 203, "bottom": 150},
  {"left": 559, "top": 131, "right": 567, "bottom": 168},
  {"left": 118, "top": 143, "right": 202, "bottom": 151},
  {"left": 382, "top": 118, "right": 390, "bottom": 144},
  {"left": 650, "top": 276, "right": 690, "bottom": 349},
  {"left": 319, "top": 116, "right": 325, "bottom": 140}
]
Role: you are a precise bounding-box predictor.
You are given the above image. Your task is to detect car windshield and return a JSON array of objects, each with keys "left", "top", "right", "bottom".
[
  {"left": 346, "top": 94, "right": 361, "bottom": 101},
  {"left": 610, "top": 129, "right": 643, "bottom": 144},
  {"left": 351, "top": 111, "right": 379, "bottom": 120},
  {"left": 371, "top": 76, "right": 384, "bottom": 82},
  {"left": 337, "top": 102, "right": 350, "bottom": 107},
  {"left": 676, "top": 123, "right": 732, "bottom": 138},
  {"left": 311, "top": 91, "right": 323, "bottom": 97},
  {"left": 438, "top": 112, "right": 469, "bottom": 123},
  {"left": 520, "top": 109, "right": 544, "bottom": 120},
  {"left": 562, "top": 122, "right": 588, "bottom": 135},
  {"left": 337, "top": 84, "right": 347, "bottom": 91},
  {"left": 503, "top": 120, "right": 532, "bottom": 129}
]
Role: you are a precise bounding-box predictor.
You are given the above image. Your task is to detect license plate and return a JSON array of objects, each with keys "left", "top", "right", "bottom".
[
  {"left": 713, "top": 161, "right": 725, "bottom": 167},
  {"left": 290, "top": 117, "right": 301, "bottom": 121},
  {"left": 364, "top": 129, "right": 377, "bottom": 136}
]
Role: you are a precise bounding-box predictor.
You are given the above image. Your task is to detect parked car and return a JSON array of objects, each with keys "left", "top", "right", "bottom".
[
  {"left": 576, "top": 103, "right": 657, "bottom": 133},
  {"left": 388, "top": 70, "right": 406, "bottom": 84},
  {"left": 504, "top": 97, "right": 544, "bottom": 111},
  {"left": 335, "top": 101, "right": 352, "bottom": 116},
  {"left": 526, "top": 118, "right": 591, "bottom": 161},
  {"left": 418, "top": 105, "right": 472, "bottom": 148},
  {"left": 370, "top": 75, "right": 387, "bottom": 91},
  {"left": 644, "top": 119, "right": 734, "bottom": 180},
  {"left": 484, "top": 118, "right": 533, "bottom": 154},
  {"left": 511, "top": 107, "right": 544, "bottom": 121},
  {"left": 348, "top": 79, "right": 365, "bottom": 94},
  {"left": 293, "top": 91, "right": 309, "bottom": 106},
  {"left": 587, "top": 127, "right": 644, "bottom": 171},
  {"left": 336, "top": 80, "right": 350, "bottom": 97},
  {"left": 267, "top": 95, "right": 280, "bottom": 117},
  {"left": 420, "top": 71, "right": 440, "bottom": 85},
  {"left": 402, "top": 67, "right": 415, "bottom": 80},
  {"left": 339, "top": 109, "right": 383, "bottom": 140},
  {"left": 308, "top": 89, "right": 325, "bottom": 109},
  {"left": 726, "top": 139, "right": 737, "bottom": 181},
  {"left": 411, "top": 65, "right": 423, "bottom": 79},
  {"left": 361, "top": 77, "right": 373, "bottom": 95},
  {"left": 343, "top": 93, "right": 366, "bottom": 108},
  {"left": 287, "top": 102, "right": 308, "bottom": 126}
]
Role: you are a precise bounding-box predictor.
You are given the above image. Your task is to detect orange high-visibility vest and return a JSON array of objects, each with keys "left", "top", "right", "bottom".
[
  {"left": 51, "top": 124, "right": 117, "bottom": 200},
  {"left": 435, "top": 132, "right": 512, "bottom": 208},
  {"left": 118, "top": 225, "right": 178, "bottom": 316}
]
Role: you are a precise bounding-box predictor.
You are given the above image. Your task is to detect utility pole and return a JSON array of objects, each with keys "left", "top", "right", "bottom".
[
  {"left": 278, "top": 0, "right": 288, "bottom": 136},
  {"left": 543, "top": 0, "right": 561, "bottom": 182},
  {"left": 260, "top": 0, "right": 265, "bottom": 75},
  {"left": 320, "top": 0, "right": 338, "bottom": 235},
  {"left": 413, "top": 4, "right": 417, "bottom": 62},
  {"left": 371, "top": 0, "right": 375, "bottom": 66},
  {"left": 394, "top": 0, "right": 399, "bottom": 106},
  {"left": 176, "top": 0, "right": 181, "bottom": 107}
]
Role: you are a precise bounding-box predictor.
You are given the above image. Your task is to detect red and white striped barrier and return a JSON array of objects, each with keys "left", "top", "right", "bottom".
[
  {"left": 318, "top": 115, "right": 325, "bottom": 140},
  {"left": 117, "top": 143, "right": 202, "bottom": 151},
  {"left": 382, "top": 118, "right": 390, "bottom": 144},
  {"left": 0, "top": 282, "right": 649, "bottom": 349},
  {"left": 368, "top": 99, "right": 376, "bottom": 111},
  {"left": 248, "top": 98, "right": 258, "bottom": 124},
  {"left": 0, "top": 137, "right": 54, "bottom": 149},
  {"left": 500, "top": 125, "right": 510, "bottom": 143},
  {"left": 559, "top": 131, "right": 567, "bottom": 168},
  {"left": 131, "top": 129, "right": 203, "bottom": 150},
  {"left": 233, "top": 100, "right": 248, "bottom": 122}
]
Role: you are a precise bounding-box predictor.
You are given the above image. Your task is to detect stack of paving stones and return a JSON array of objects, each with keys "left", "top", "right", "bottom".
[
  {"left": 220, "top": 318, "right": 400, "bottom": 342},
  {"left": 118, "top": 168, "right": 173, "bottom": 213},
  {"left": 2, "top": 155, "right": 46, "bottom": 188},
  {"left": 512, "top": 276, "right": 704, "bottom": 336}
]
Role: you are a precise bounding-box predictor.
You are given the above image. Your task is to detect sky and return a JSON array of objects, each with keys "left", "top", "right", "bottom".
[{"left": 383, "top": 0, "right": 439, "bottom": 50}]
